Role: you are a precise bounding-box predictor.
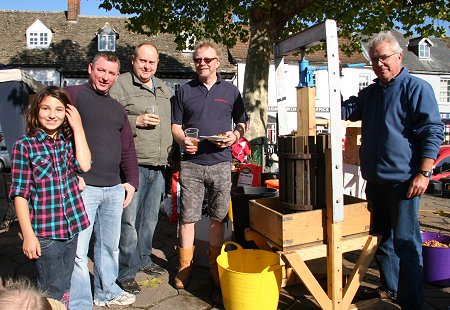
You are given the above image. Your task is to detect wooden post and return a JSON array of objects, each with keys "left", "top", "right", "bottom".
[
  {"left": 297, "top": 87, "right": 316, "bottom": 136},
  {"left": 326, "top": 149, "right": 343, "bottom": 309}
]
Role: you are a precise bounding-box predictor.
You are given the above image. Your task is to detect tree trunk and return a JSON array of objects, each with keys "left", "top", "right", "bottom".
[{"left": 243, "top": 10, "right": 279, "bottom": 142}]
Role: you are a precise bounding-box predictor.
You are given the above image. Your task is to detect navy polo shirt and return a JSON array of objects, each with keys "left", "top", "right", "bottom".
[{"left": 172, "top": 74, "right": 246, "bottom": 165}]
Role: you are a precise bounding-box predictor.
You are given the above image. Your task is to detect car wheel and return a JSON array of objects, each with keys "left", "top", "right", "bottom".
[
  {"left": 0, "top": 160, "right": 4, "bottom": 172},
  {"left": 426, "top": 180, "right": 442, "bottom": 196}
]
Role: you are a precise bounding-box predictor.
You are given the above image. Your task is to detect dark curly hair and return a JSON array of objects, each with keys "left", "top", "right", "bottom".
[{"left": 26, "top": 86, "right": 73, "bottom": 139}]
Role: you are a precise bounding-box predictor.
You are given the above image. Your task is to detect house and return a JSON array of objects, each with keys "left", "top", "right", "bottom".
[
  {"left": 0, "top": 0, "right": 236, "bottom": 92},
  {"left": 230, "top": 30, "right": 450, "bottom": 139},
  {"left": 1, "top": 0, "right": 449, "bottom": 142}
]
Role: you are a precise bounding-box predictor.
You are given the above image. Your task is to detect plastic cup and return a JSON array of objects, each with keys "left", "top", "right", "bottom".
[
  {"left": 145, "top": 106, "right": 158, "bottom": 115},
  {"left": 184, "top": 128, "right": 199, "bottom": 152}
]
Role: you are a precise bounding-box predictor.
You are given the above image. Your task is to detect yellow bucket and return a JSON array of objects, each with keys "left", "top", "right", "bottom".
[{"left": 217, "top": 241, "right": 282, "bottom": 310}]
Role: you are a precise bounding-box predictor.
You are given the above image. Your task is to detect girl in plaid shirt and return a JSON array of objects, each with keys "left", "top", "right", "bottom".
[{"left": 9, "top": 86, "right": 91, "bottom": 307}]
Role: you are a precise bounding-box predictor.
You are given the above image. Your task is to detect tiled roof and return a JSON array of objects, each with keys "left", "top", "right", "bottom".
[
  {"left": 229, "top": 36, "right": 368, "bottom": 66},
  {"left": 361, "top": 30, "right": 450, "bottom": 73},
  {"left": 0, "top": 10, "right": 236, "bottom": 79},
  {"left": 1, "top": 10, "right": 448, "bottom": 77}
]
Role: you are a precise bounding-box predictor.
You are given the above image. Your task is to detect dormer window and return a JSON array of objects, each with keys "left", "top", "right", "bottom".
[
  {"left": 97, "top": 24, "right": 117, "bottom": 52},
  {"left": 407, "top": 37, "right": 433, "bottom": 60},
  {"left": 26, "top": 19, "right": 52, "bottom": 48},
  {"left": 419, "top": 43, "right": 430, "bottom": 59}
]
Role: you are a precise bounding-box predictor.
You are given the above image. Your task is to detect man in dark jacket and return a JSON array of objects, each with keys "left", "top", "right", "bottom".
[{"left": 342, "top": 31, "right": 444, "bottom": 310}]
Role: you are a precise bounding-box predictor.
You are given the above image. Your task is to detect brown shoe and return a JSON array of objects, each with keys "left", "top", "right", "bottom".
[
  {"left": 174, "top": 246, "right": 195, "bottom": 289},
  {"left": 208, "top": 246, "right": 221, "bottom": 288}
]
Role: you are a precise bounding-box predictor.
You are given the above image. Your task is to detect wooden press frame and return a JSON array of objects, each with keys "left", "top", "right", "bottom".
[{"left": 269, "top": 20, "right": 381, "bottom": 309}]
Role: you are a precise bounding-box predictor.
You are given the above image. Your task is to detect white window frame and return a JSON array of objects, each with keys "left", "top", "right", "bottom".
[
  {"left": 419, "top": 43, "right": 430, "bottom": 59},
  {"left": 266, "top": 123, "right": 277, "bottom": 144},
  {"left": 440, "top": 78, "right": 450, "bottom": 104},
  {"left": 358, "top": 74, "right": 371, "bottom": 91},
  {"left": 98, "top": 34, "right": 116, "bottom": 52},
  {"left": 26, "top": 19, "right": 52, "bottom": 49}
]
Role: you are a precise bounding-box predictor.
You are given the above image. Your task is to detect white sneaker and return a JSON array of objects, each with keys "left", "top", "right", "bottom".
[
  {"left": 93, "top": 291, "right": 136, "bottom": 307},
  {"left": 93, "top": 299, "right": 106, "bottom": 306}
]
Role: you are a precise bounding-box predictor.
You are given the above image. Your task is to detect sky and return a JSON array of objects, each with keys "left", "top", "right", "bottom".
[{"left": 0, "top": 0, "right": 128, "bottom": 16}]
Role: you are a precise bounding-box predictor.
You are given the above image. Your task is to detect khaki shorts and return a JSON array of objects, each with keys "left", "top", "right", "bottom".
[{"left": 179, "top": 161, "right": 231, "bottom": 223}]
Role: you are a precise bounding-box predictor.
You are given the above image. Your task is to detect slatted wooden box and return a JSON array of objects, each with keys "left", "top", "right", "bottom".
[{"left": 249, "top": 195, "right": 371, "bottom": 250}]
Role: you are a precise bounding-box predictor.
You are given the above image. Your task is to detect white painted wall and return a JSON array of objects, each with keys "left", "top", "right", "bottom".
[
  {"left": 21, "top": 62, "right": 450, "bottom": 125},
  {"left": 22, "top": 68, "right": 61, "bottom": 86},
  {"left": 235, "top": 61, "right": 450, "bottom": 134}
]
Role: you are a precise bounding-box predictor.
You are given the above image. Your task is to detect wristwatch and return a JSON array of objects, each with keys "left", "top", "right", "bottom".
[{"left": 418, "top": 170, "right": 432, "bottom": 178}]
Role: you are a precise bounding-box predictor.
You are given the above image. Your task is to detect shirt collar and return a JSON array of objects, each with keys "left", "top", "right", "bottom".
[
  {"left": 35, "top": 129, "right": 65, "bottom": 143},
  {"left": 193, "top": 73, "right": 222, "bottom": 87},
  {"left": 132, "top": 73, "right": 157, "bottom": 93}
]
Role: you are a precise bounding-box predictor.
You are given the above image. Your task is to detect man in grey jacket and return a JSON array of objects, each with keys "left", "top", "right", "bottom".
[{"left": 110, "top": 43, "right": 173, "bottom": 294}]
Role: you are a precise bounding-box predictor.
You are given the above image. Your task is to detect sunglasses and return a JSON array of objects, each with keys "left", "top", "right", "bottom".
[{"left": 193, "top": 57, "right": 217, "bottom": 64}]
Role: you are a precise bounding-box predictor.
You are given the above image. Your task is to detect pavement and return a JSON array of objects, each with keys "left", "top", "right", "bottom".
[{"left": 0, "top": 193, "right": 449, "bottom": 309}]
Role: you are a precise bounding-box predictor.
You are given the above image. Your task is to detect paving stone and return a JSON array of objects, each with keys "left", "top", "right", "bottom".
[{"left": 0, "top": 194, "right": 449, "bottom": 309}]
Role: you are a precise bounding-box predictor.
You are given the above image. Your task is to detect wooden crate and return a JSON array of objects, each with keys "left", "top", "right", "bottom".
[{"left": 249, "top": 195, "right": 371, "bottom": 250}]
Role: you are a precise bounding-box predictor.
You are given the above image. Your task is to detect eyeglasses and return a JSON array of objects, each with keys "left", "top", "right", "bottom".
[
  {"left": 370, "top": 52, "right": 397, "bottom": 64},
  {"left": 193, "top": 57, "right": 217, "bottom": 64}
]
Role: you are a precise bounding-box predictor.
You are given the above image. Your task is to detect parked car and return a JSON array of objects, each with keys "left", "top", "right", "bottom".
[
  {"left": 427, "top": 145, "right": 450, "bottom": 196},
  {"left": 431, "top": 145, "right": 450, "bottom": 181},
  {"left": 0, "top": 147, "right": 11, "bottom": 172}
]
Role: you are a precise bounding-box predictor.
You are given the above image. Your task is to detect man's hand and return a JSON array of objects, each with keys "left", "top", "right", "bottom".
[
  {"left": 213, "top": 131, "right": 237, "bottom": 148},
  {"left": 407, "top": 174, "right": 429, "bottom": 198},
  {"left": 137, "top": 113, "right": 160, "bottom": 128},
  {"left": 122, "top": 182, "right": 136, "bottom": 208}
]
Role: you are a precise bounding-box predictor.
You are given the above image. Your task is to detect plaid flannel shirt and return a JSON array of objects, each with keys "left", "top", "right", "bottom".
[{"left": 9, "top": 130, "right": 90, "bottom": 239}]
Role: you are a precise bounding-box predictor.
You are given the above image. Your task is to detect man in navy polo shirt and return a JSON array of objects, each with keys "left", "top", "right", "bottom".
[{"left": 171, "top": 41, "right": 247, "bottom": 289}]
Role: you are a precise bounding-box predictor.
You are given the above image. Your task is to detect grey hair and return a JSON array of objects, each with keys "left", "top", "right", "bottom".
[{"left": 368, "top": 31, "right": 403, "bottom": 53}]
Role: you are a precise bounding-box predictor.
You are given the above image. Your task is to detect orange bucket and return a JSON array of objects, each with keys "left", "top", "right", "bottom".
[{"left": 264, "top": 179, "right": 279, "bottom": 190}]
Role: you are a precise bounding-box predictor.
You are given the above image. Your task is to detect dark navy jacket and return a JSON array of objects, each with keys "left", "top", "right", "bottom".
[{"left": 342, "top": 67, "right": 444, "bottom": 184}]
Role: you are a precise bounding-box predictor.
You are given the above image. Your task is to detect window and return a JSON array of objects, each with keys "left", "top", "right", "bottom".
[
  {"left": 98, "top": 34, "right": 116, "bottom": 51},
  {"left": 266, "top": 123, "right": 277, "bottom": 144},
  {"left": 40, "top": 80, "right": 53, "bottom": 86},
  {"left": 358, "top": 74, "right": 371, "bottom": 91},
  {"left": 26, "top": 19, "right": 52, "bottom": 48},
  {"left": 97, "top": 24, "right": 117, "bottom": 52},
  {"left": 440, "top": 79, "right": 450, "bottom": 103},
  {"left": 29, "top": 32, "right": 48, "bottom": 47},
  {"left": 419, "top": 43, "right": 430, "bottom": 59},
  {"left": 174, "top": 83, "right": 180, "bottom": 95}
]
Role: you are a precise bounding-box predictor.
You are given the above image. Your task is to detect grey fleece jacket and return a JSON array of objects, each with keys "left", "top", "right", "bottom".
[{"left": 110, "top": 72, "right": 173, "bottom": 166}]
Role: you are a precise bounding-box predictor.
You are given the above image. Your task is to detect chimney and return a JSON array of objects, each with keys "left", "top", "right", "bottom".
[{"left": 67, "top": 0, "right": 80, "bottom": 22}]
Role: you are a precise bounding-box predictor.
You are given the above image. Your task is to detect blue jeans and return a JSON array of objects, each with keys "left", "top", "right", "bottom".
[
  {"left": 70, "top": 185, "right": 125, "bottom": 310},
  {"left": 366, "top": 181, "right": 423, "bottom": 310},
  {"left": 35, "top": 235, "right": 78, "bottom": 303},
  {"left": 118, "top": 166, "right": 165, "bottom": 281}
]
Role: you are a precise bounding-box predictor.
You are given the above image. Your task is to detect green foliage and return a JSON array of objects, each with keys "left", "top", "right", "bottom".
[
  {"left": 99, "top": 0, "right": 449, "bottom": 143},
  {"left": 100, "top": 0, "right": 449, "bottom": 51}
]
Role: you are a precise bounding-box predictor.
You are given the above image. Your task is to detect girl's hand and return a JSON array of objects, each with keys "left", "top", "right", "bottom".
[
  {"left": 23, "top": 235, "right": 41, "bottom": 260},
  {"left": 66, "top": 104, "right": 83, "bottom": 131}
]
